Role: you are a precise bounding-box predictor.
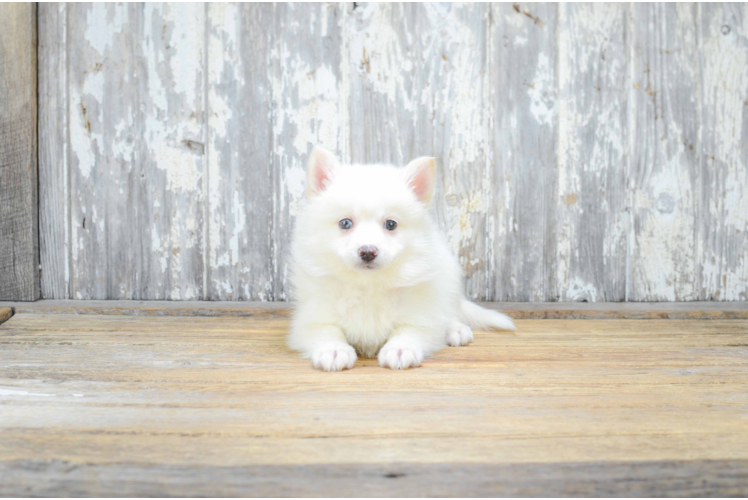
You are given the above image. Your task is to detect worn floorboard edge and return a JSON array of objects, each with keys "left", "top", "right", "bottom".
[
  {"left": 1, "top": 300, "right": 748, "bottom": 319},
  {"left": 1, "top": 459, "right": 746, "bottom": 497},
  {"left": 0, "top": 307, "right": 12, "bottom": 325}
]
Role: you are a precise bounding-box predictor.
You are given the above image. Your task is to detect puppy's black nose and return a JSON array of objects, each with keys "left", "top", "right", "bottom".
[{"left": 359, "top": 246, "right": 378, "bottom": 263}]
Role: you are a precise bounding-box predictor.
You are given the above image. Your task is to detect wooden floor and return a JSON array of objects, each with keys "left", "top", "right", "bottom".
[{"left": 1, "top": 304, "right": 747, "bottom": 496}]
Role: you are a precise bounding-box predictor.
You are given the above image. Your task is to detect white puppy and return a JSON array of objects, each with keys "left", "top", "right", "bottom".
[{"left": 288, "top": 147, "right": 516, "bottom": 371}]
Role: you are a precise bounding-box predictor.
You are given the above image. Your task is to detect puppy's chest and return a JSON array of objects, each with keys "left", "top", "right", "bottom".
[{"left": 333, "top": 288, "right": 400, "bottom": 348}]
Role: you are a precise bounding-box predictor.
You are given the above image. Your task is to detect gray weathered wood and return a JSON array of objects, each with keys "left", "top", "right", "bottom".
[
  {"left": 2, "top": 459, "right": 746, "bottom": 497},
  {"left": 556, "top": 3, "right": 629, "bottom": 302},
  {"left": 347, "top": 3, "right": 417, "bottom": 167},
  {"left": 270, "top": 3, "right": 346, "bottom": 301},
  {"left": 35, "top": 3, "right": 748, "bottom": 301},
  {"left": 630, "top": 3, "right": 702, "bottom": 301},
  {"left": 0, "top": 3, "right": 39, "bottom": 301},
  {"left": 490, "top": 3, "right": 559, "bottom": 301},
  {"left": 38, "top": 3, "right": 69, "bottom": 299},
  {"left": 206, "top": 4, "right": 275, "bottom": 301},
  {"left": 700, "top": 3, "right": 748, "bottom": 301},
  {"left": 65, "top": 3, "right": 206, "bottom": 299},
  {"left": 348, "top": 4, "right": 493, "bottom": 300},
  {"left": 206, "top": 3, "right": 345, "bottom": 301}
]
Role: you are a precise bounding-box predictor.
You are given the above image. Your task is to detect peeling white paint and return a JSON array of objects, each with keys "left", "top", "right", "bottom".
[
  {"left": 44, "top": 3, "right": 748, "bottom": 302},
  {"left": 207, "top": 2, "right": 238, "bottom": 289},
  {"left": 71, "top": 69, "right": 105, "bottom": 180},
  {"left": 528, "top": 53, "right": 556, "bottom": 126},
  {"left": 700, "top": 4, "right": 748, "bottom": 300},
  {"left": 556, "top": 3, "right": 628, "bottom": 301},
  {"left": 630, "top": 3, "right": 701, "bottom": 301},
  {"left": 85, "top": 3, "right": 126, "bottom": 56},
  {"left": 165, "top": 5, "right": 202, "bottom": 105},
  {"left": 348, "top": 3, "right": 415, "bottom": 116}
]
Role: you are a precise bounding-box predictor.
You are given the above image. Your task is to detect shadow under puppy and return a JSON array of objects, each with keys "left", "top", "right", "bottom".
[{"left": 288, "top": 147, "right": 516, "bottom": 371}]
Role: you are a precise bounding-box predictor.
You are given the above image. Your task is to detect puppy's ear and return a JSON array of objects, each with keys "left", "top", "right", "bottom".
[
  {"left": 404, "top": 157, "right": 436, "bottom": 204},
  {"left": 307, "top": 146, "right": 340, "bottom": 198}
]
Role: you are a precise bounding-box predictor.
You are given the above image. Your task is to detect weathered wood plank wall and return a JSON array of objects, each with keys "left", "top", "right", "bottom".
[
  {"left": 0, "top": 3, "right": 38, "bottom": 301},
  {"left": 36, "top": 3, "right": 748, "bottom": 302}
]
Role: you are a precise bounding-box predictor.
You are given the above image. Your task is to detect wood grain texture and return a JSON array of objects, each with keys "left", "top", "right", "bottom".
[
  {"left": 66, "top": 3, "right": 206, "bottom": 300},
  {"left": 557, "top": 4, "right": 628, "bottom": 302},
  {"left": 36, "top": 3, "right": 748, "bottom": 301},
  {"left": 347, "top": 3, "right": 494, "bottom": 300},
  {"left": 0, "top": 3, "right": 39, "bottom": 301},
  {"left": 1, "top": 313, "right": 747, "bottom": 495},
  {"left": 206, "top": 4, "right": 274, "bottom": 301},
  {"left": 0, "top": 307, "right": 11, "bottom": 325},
  {"left": 38, "top": 4, "right": 69, "bottom": 300},
  {"left": 2, "top": 460, "right": 747, "bottom": 497},
  {"left": 700, "top": 3, "right": 748, "bottom": 301},
  {"left": 207, "top": 3, "right": 346, "bottom": 301},
  {"left": 630, "top": 3, "right": 701, "bottom": 301},
  {"left": 270, "top": 3, "right": 347, "bottom": 301},
  {"left": 490, "top": 3, "right": 559, "bottom": 302}
]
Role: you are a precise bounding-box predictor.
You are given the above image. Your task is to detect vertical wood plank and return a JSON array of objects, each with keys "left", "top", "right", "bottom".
[
  {"left": 347, "top": 3, "right": 417, "bottom": 167},
  {"left": 67, "top": 3, "right": 205, "bottom": 299},
  {"left": 346, "top": 3, "right": 493, "bottom": 299},
  {"left": 38, "top": 3, "right": 69, "bottom": 299},
  {"left": 206, "top": 4, "right": 275, "bottom": 300},
  {"left": 630, "top": 3, "right": 701, "bottom": 301},
  {"left": 556, "top": 4, "right": 629, "bottom": 302},
  {"left": 207, "top": 3, "right": 345, "bottom": 301},
  {"left": 489, "top": 3, "right": 558, "bottom": 301},
  {"left": 270, "top": 3, "right": 346, "bottom": 301},
  {"left": 67, "top": 3, "right": 132, "bottom": 299},
  {"left": 700, "top": 3, "right": 748, "bottom": 301},
  {"left": 0, "top": 3, "right": 39, "bottom": 301}
]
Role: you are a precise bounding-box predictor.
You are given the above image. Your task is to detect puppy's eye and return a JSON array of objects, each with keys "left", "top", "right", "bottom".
[
  {"left": 339, "top": 218, "right": 353, "bottom": 230},
  {"left": 384, "top": 220, "right": 398, "bottom": 231}
]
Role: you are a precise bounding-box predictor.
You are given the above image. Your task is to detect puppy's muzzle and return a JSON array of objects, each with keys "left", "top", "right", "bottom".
[{"left": 358, "top": 246, "right": 378, "bottom": 263}]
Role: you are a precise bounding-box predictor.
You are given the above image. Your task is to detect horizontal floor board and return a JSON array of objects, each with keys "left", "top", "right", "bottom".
[
  {"left": 2, "top": 300, "right": 748, "bottom": 319},
  {"left": 3, "top": 459, "right": 746, "bottom": 497},
  {"left": 1, "top": 312, "right": 747, "bottom": 495}
]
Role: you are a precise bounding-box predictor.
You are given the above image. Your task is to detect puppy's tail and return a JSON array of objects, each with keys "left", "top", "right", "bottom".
[{"left": 460, "top": 300, "right": 516, "bottom": 331}]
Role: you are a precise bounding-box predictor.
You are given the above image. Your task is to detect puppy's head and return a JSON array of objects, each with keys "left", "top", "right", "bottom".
[{"left": 295, "top": 146, "right": 435, "bottom": 281}]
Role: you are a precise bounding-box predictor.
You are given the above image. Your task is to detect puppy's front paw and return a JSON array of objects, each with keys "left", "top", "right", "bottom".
[
  {"left": 378, "top": 341, "right": 424, "bottom": 370},
  {"left": 446, "top": 322, "right": 474, "bottom": 346},
  {"left": 311, "top": 341, "right": 357, "bottom": 372}
]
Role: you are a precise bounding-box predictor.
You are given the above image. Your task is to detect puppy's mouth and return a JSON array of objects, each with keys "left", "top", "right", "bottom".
[{"left": 357, "top": 261, "right": 382, "bottom": 271}]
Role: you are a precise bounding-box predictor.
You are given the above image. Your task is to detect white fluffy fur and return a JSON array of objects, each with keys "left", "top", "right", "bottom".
[{"left": 288, "top": 147, "right": 516, "bottom": 371}]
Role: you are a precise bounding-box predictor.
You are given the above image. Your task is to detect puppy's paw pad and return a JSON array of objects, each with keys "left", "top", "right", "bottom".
[
  {"left": 378, "top": 344, "right": 424, "bottom": 370},
  {"left": 311, "top": 342, "right": 357, "bottom": 372},
  {"left": 446, "top": 323, "right": 474, "bottom": 346}
]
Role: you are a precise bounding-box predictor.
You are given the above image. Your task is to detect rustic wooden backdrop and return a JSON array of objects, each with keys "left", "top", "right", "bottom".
[
  {"left": 27, "top": 3, "right": 748, "bottom": 302},
  {"left": 0, "top": 3, "right": 38, "bottom": 301}
]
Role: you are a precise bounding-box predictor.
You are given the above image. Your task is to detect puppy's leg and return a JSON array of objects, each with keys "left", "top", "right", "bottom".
[
  {"left": 292, "top": 325, "right": 357, "bottom": 372},
  {"left": 378, "top": 328, "right": 429, "bottom": 370},
  {"left": 446, "top": 321, "right": 474, "bottom": 347}
]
